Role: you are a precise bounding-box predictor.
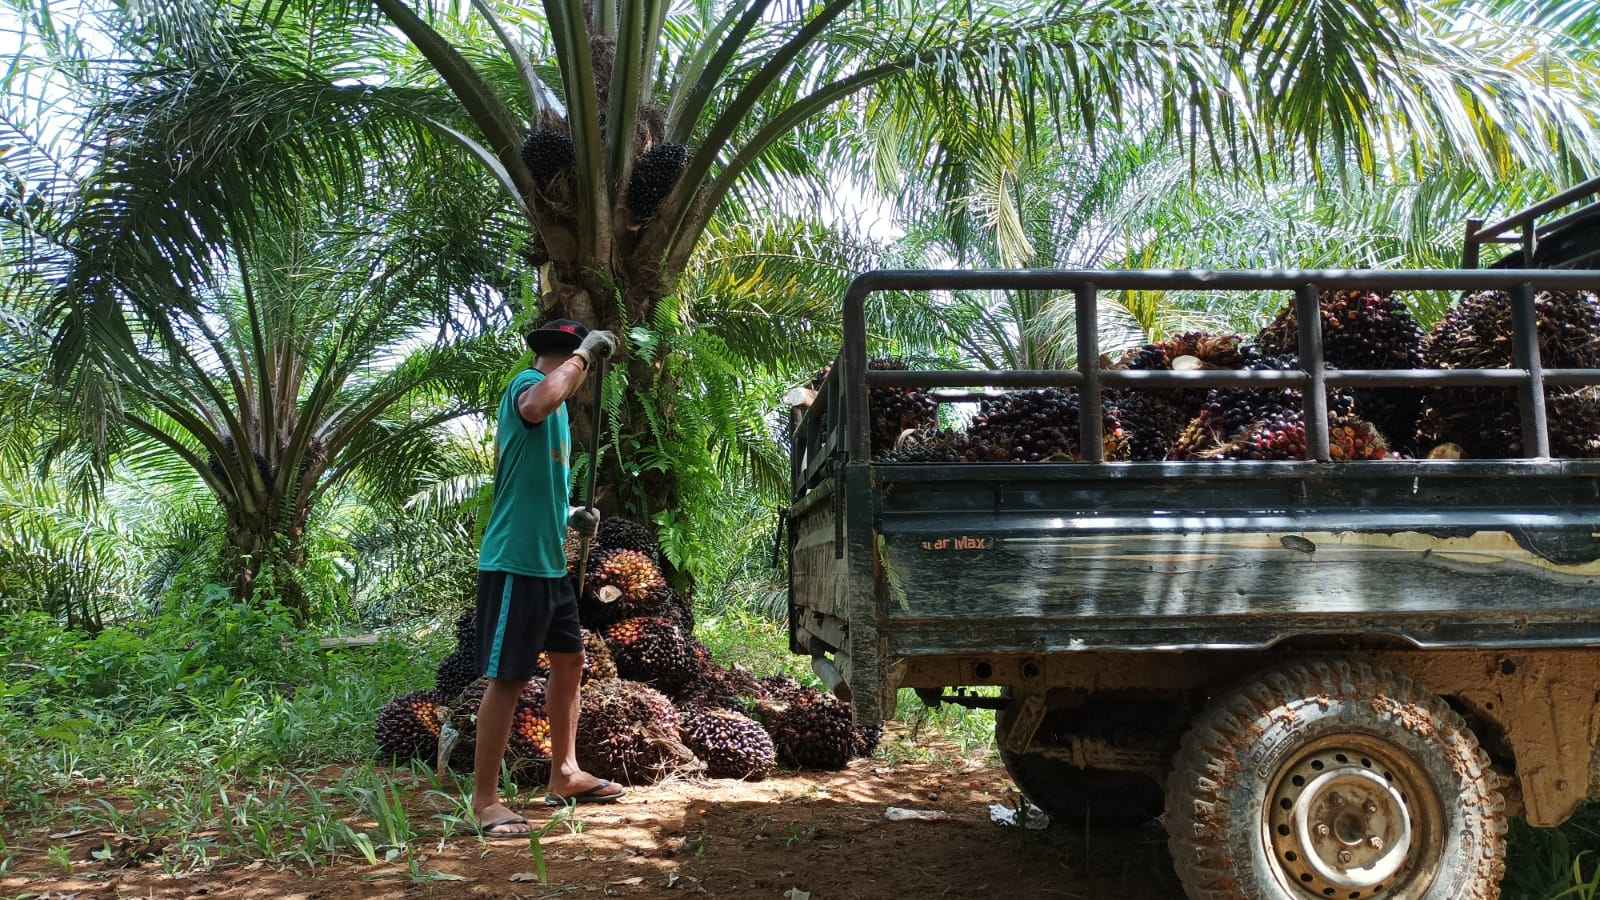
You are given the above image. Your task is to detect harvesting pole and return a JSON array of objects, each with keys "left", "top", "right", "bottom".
[{"left": 576, "top": 352, "right": 610, "bottom": 597}]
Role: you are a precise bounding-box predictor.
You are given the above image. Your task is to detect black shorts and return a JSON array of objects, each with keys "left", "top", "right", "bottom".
[{"left": 476, "top": 571, "right": 583, "bottom": 681}]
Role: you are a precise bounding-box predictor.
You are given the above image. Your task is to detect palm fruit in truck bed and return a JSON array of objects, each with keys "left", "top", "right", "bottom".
[
  {"left": 604, "top": 617, "right": 698, "bottom": 693},
  {"left": 812, "top": 359, "right": 940, "bottom": 459},
  {"left": 575, "top": 679, "right": 699, "bottom": 784},
  {"left": 962, "top": 389, "right": 1130, "bottom": 462},
  {"left": 1106, "top": 390, "right": 1190, "bottom": 462},
  {"left": 876, "top": 427, "right": 969, "bottom": 463},
  {"left": 753, "top": 684, "right": 863, "bottom": 771},
  {"left": 375, "top": 691, "right": 449, "bottom": 761},
  {"left": 865, "top": 358, "right": 940, "bottom": 458},
  {"left": 1256, "top": 289, "right": 1426, "bottom": 451},
  {"left": 678, "top": 704, "right": 777, "bottom": 780},
  {"left": 626, "top": 142, "right": 687, "bottom": 221},
  {"left": 1110, "top": 331, "right": 1250, "bottom": 459},
  {"left": 1418, "top": 289, "right": 1600, "bottom": 458},
  {"left": 535, "top": 629, "right": 618, "bottom": 683},
  {"left": 434, "top": 647, "right": 478, "bottom": 705}
]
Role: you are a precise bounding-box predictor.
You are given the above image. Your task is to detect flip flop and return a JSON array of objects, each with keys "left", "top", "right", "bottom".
[
  {"left": 480, "top": 813, "right": 533, "bottom": 837},
  {"left": 544, "top": 779, "right": 626, "bottom": 806}
]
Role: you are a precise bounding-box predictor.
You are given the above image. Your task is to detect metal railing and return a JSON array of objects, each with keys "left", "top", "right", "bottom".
[
  {"left": 788, "top": 269, "right": 1600, "bottom": 498},
  {"left": 1463, "top": 174, "right": 1600, "bottom": 269}
]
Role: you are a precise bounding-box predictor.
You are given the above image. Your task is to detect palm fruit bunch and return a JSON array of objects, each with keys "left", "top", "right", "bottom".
[
  {"left": 1106, "top": 390, "right": 1190, "bottom": 461},
  {"left": 445, "top": 679, "right": 554, "bottom": 785},
  {"left": 534, "top": 628, "right": 618, "bottom": 684},
  {"left": 375, "top": 691, "right": 449, "bottom": 761},
  {"left": 1169, "top": 353, "right": 1307, "bottom": 460},
  {"left": 674, "top": 663, "right": 768, "bottom": 713},
  {"left": 520, "top": 127, "right": 576, "bottom": 182},
  {"left": 575, "top": 679, "right": 700, "bottom": 784},
  {"left": 582, "top": 548, "right": 670, "bottom": 627},
  {"left": 1110, "top": 332, "right": 1249, "bottom": 460},
  {"left": 962, "top": 389, "right": 1129, "bottom": 462},
  {"left": 604, "top": 617, "right": 698, "bottom": 693},
  {"left": 753, "top": 684, "right": 864, "bottom": 770},
  {"left": 758, "top": 674, "right": 807, "bottom": 705},
  {"left": 596, "top": 516, "right": 661, "bottom": 563},
  {"left": 1256, "top": 289, "right": 1426, "bottom": 450},
  {"left": 506, "top": 679, "right": 554, "bottom": 784},
  {"left": 1418, "top": 289, "right": 1600, "bottom": 458},
  {"left": 626, "top": 143, "right": 687, "bottom": 221},
  {"left": 453, "top": 609, "right": 477, "bottom": 648},
  {"left": 678, "top": 704, "right": 777, "bottom": 780},
  {"left": 810, "top": 359, "right": 940, "bottom": 458},
  {"left": 205, "top": 434, "right": 274, "bottom": 491},
  {"left": 865, "top": 359, "right": 939, "bottom": 458},
  {"left": 875, "top": 428, "right": 969, "bottom": 464},
  {"left": 1200, "top": 410, "right": 1389, "bottom": 461},
  {"left": 434, "top": 647, "right": 478, "bottom": 704}
]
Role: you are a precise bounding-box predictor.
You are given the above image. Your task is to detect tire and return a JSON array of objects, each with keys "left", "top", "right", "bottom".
[
  {"left": 1165, "top": 659, "right": 1506, "bottom": 900},
  {"left": 996, "top": 696, "right": 1164, "bottom": 826}
]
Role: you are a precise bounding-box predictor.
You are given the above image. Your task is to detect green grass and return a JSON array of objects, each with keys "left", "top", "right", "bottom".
[{"left": 5, "top": 594, "right": 1599, "bottom": 896}]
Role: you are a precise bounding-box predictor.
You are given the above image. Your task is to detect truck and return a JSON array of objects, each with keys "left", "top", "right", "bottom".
[{"left": 785, "top": 175, "right": 1600, "bottom": 899}]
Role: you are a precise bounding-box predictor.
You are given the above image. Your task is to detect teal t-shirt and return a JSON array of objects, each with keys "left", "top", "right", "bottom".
[{"left": 478, "top": 369, "right": 570, "bottom": 578}]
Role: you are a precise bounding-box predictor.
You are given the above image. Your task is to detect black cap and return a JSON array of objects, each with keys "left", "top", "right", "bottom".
[{"left": 525, "top": 318, "right": 589, "bottom": 354}]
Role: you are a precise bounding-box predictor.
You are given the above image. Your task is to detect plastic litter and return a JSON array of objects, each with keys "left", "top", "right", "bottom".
[
  {"left": 989, "top": 800, "right": 1051, "bottom": 830},
  {"left": 884, "top": 806, "right": 953, "bottom": 822}
]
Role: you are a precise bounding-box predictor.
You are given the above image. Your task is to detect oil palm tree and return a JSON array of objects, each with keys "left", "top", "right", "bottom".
[
  {"left": 7, "top": 0, "right": 1598, "bottom": 524},
  {"left": 4, "top": 130, "right": 517, "bottom": 614}
]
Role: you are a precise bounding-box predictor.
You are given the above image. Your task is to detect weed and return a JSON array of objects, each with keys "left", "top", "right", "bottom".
[{"left": 47, "top": 843, "right": 73, "bottom": 875}]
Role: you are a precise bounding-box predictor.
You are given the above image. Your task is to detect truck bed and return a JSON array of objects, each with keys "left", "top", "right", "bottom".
[
  {"left": 786, "top": 268, "right": 1600, "bottom": 727},
  {"left": 871, "top": 460, "right": 1600, "bottom": 654}
]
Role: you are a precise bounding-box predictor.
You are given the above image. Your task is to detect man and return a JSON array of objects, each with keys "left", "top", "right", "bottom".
[{"left": 473, "top": 319, "right": 623, "bottom": 836}]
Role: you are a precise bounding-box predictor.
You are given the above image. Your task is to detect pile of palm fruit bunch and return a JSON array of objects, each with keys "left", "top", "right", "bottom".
[
  {"left": 1107, "top": 331, "right": 1250, "bottom": 460},
  {"left": 1166, "top": 350, "right": 1391, "bottom": 461},
  {"left": 1255, "top": 289, "right": 1426, "bottom": 453},
  {"left": 1416, "top": 289, "right": 1600, "bottom": 458},
  {"left": 375, "top": 516, "right": 875, "bottom": 781},
  {"left": 812, "top": 358, "right": 939, "bottom": 458}
]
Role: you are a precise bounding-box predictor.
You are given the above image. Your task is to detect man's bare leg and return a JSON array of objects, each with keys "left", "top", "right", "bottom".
[
  {"left": 473, "top": 677, "right": 531, "bottom": 832},
  {"left": 545, "top": 650, "right": 618, "bottom": 798}
]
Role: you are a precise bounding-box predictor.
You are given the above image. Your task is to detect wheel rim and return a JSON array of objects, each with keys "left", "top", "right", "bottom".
[{"left": 1264, "top": 738, "right": 1442, "bottom": 899}]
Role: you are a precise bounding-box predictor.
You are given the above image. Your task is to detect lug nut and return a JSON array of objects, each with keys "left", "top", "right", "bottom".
[
  {"left": 1364, "top": 800, "right": 1378, "bottom": 814},
  {"left": 1338, "top": 850, "right": 1353, "bottom": 865},
  {"left": 1369, "top": 836, "right": 1384, "bottom": 851},
  {"left": 1329, "top": 793, "right": 1345, "bottom": 807},
  {"left": 1315, "top": 823, "right": 1330, "bottom": 837}
]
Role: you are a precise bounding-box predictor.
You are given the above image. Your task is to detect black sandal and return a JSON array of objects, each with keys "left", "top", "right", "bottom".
[
  {"left": 480, "top": 813, "right": 533, "bottom": 837},
  {"left": 545, "top": 779, "right": 626, "bottom": 806}
]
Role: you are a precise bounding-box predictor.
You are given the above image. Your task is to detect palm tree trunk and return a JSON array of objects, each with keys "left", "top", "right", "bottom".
[{"left": 223, "top": 499, "right": 311, "bottom": 623}]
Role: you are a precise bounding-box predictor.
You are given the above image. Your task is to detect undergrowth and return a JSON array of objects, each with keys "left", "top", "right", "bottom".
[{"left": 3, "top": 586, "right": 1595, "bottom": 895}]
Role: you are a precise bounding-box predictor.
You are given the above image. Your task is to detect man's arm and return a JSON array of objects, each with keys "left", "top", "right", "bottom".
[
  {"left": 517, "top": 330, "right": 619, "bottom": 425},
  {"left": 516, "top": 357, "right": 588, "bottom": 425}
]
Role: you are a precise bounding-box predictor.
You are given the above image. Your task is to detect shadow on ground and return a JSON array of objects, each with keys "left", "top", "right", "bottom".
[{"left": 3, "top": 760, "right": 1181, "bottom": 899}]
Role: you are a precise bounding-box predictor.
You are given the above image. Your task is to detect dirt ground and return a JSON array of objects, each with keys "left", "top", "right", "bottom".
[{"left": 1, "top": 754, "right": 1182, "bottom": 900}]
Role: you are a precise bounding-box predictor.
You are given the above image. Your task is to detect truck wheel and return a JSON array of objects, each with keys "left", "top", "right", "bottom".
[
  {"left": 996, "top": 698, "right": 1163, "bottom": 826},
  {"left": 1165, "top": 660, "right": 1506, "bottom": 900}
]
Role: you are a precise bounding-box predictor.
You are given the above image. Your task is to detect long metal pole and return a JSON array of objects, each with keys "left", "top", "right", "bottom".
[{"left": 576, "top": 354, "right": 610, "bottom": 595}]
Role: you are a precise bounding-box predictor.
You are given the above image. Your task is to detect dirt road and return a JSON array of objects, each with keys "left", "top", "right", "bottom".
[{"left": 4, "top": 758, "right": 1181, "bottom": 899}]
